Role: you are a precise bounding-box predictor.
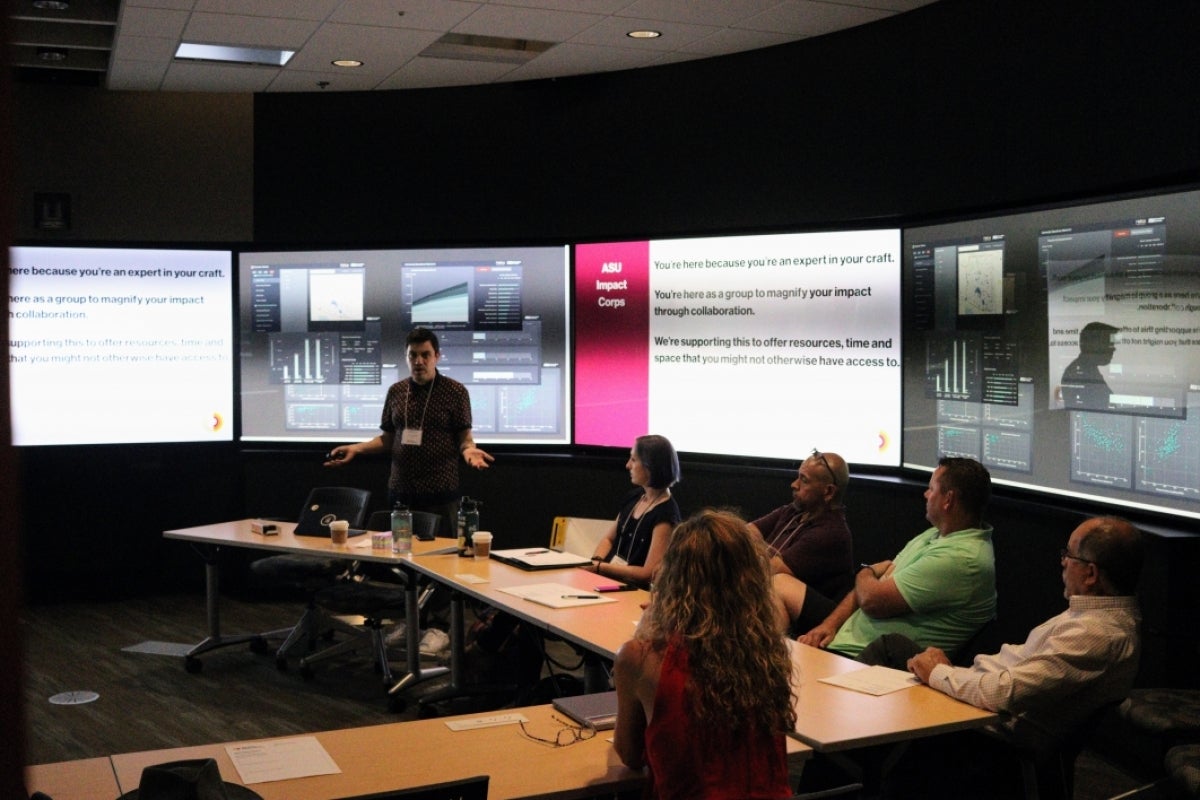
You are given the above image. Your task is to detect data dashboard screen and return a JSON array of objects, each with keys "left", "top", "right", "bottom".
[
  {"left": 902, "top": 189, "right": 1200, "bottom": 520},
  {"left": 238, "top": 246, "right": 570, "bottom": 445}
]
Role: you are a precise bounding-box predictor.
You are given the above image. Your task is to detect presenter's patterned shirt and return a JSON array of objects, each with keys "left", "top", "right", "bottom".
[{"left": 379, "top": 372, "right": 472, "bottom": 503}]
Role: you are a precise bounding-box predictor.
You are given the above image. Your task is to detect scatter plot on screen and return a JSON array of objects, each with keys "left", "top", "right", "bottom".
[
  {"left": 1071, "top": 412, "right": 1133, "bottom": 489},
  {"left": 1136, "top": 393, "right": 1200, "bottom": 499}
]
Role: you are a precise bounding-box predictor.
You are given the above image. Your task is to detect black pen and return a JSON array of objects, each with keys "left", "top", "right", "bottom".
[
  {"left": 562, "top": 594, "right": 601, "bottom": 599},
  {"left": 525, "top": 549, "right": 550, "bottom": 555}
]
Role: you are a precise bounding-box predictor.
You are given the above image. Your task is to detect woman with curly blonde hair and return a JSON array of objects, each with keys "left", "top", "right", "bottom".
[{"left": 614, "top": 508, "right": 797, "bottom": 799}]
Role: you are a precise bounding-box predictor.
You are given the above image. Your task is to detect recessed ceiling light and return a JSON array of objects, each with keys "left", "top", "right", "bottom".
[
  {"left": 32, "top": 0, "right": 71, "bottom": 10},
  {"left": 174, "top": 42, "right": 295, "bottom": 67},
  {"left": 37, "top": 47, "right": 68, "bottom": 62},
  {"left": 626, "top": 30, "right": 662, "bottom": 39},
  {"left": 331, "top": 59, "right": 363, "bottom": 68}
]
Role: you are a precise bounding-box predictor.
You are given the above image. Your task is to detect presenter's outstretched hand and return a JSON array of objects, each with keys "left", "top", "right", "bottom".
[{"left": 463, "top": 446, "right": 494, "bottom": 470}]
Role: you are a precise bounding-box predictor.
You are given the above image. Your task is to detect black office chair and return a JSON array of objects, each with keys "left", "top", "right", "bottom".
[
  {"left": 249, "top": 486, "right": 371, "bottom": 669},
  {"left": 296, "top": 511, "right": 444, "bottom": 697}
]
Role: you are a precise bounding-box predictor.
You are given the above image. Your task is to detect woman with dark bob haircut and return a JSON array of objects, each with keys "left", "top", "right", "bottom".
[
  {"left": 614, "top": 508, "right": 797, "bottom": 799},
  {"left": 586, "top": 434, "right": 682, "bottom": 587}
]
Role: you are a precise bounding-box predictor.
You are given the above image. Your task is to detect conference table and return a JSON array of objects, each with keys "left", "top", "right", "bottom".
[
  {"left": 163, "top": 519, "right": 994, "bottom": 787},
  {"left": 787, "top": 642, "right": 997, "bottom": 791},
  {"left": 24, "top": 757, "right": 119, "bottom": 800},
  {"left": 164, "top": 519, "right": 648, "bottom": 703},
  {"left": 27, "top": 703, "right": 808, "bottom": 799}
]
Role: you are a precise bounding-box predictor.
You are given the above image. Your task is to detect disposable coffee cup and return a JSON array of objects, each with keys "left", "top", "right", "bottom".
[
  {"left": 472, "top": 531, "right": 493, "bottom": 559},
  {"left": 329, "top": 519, "right": 349, "bottom": 546}
]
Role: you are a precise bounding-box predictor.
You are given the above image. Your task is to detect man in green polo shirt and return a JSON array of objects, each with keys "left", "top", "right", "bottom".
[{"left": 797, "top": 457, "right": 995, "bottom": 662}]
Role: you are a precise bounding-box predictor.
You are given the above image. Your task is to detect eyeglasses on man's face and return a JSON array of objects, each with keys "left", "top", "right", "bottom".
[
  {"left": 810, "top": 448, "right": 839, "bottom": 487},
  {"left": 519, "top": 717, "right": 597, "bottom": 747},
  {"left": 1059, "top": 548, "right": 1095, "bottom": 565}
]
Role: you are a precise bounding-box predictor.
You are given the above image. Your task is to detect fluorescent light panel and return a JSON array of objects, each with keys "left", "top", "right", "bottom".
[{"left": 175, "top": 42, "right": 294, "bottom": 67}]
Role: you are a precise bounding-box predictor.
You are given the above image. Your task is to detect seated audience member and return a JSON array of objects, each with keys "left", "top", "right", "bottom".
[
  {"left": 468, "top": 435, "right": 681, "bottom": 689},
  {"left": 906, "top": 515, "right": 1144, "bottom": 754},
  {"left": 798, "top": 456, "right": 996, "bottom": 662},
  {"left": 586, "top": 434, "right": 682, "bottom": 588},
  {"left": 614, "top": 509, "right": 797, "bottom": 800},
  {"left": 750, "top": 449, "right": 854, "bottom": 634}
]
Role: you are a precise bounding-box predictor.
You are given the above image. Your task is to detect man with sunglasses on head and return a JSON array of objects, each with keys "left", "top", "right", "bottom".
[
  {"left": 754, "top": 450, "right": 856, "bottom": 635},
  {"left": 797, "top": 456, "right": 996, "bottom": 663}
]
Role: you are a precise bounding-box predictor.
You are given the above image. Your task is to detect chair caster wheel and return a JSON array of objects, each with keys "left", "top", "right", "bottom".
[
  {"left": 275, "top": 657, "right": 289, "bottom": 672},
  {"left": 185, "top": 657, "right": 202, "bottom": 674},
  {"left": 249, "top": 637, "right": 269, "bottom": 655},
  {"left": 300, "top": 665, "right": 315, "bottom": 681},
  {"left": 388, "top": 696, "right": 407, "bottom": 714},
  {"left": 417, "top": 703, "right": 441, "bottom": 719}
]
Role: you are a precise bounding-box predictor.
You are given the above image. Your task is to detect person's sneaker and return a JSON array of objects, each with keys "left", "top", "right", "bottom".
[
  {"left": 383, "top": 623, "right": 407, "bottom": 648},
  {"left": 419, "top": 627, "right": 451, "bottom": 658}
]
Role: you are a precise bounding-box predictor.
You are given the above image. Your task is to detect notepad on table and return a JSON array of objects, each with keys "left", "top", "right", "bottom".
[
  {"left": 817, "top": 665, "right": 920, "bottom": 696},
  {"left": 496, "top": 582, "right": 618, "bottom": 609},
  {"left": 490, "top": 548, "right": 593, "bottom": 570}
]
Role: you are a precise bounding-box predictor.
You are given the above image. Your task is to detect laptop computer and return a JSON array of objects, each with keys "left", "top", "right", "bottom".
[
  {"left": 552, "top": 690, "right": 618, "bottom": 731},
  {"left": 295, "top": 501, "right": 369, "bottom": 537}
]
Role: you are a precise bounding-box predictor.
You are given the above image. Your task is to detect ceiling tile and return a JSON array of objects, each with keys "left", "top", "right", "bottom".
[
  {"left": 181, "top": 12, "right": 321, "bottom": 49},
  {"left": 191, "top": 0, "right": 339, "bottom": 19},
  {"left": 501, "top": 40, "right": 664, "bottom": 81},
  {"left": 677, "top": 27, "right": 798, "bottom": 57},
  {"left": 113, "top": 34, "right": 179, "bottom": 62},
  {"left": 116, "top": 6, "right": 190, "bottom": 38},
  {"left": 160, "top": 59, "right": 278, "bottom": 91},
  {"left": 569, "top": 16, "right": 720, "bottom": 51},
  {"left": 329, "top": 0, "right": 480, "bottom": 31},
  {"left": 283, "top": 23, "right": 441, "bottom": 76},
  {"left": 452, "top": 5, "right": 606, "bottom": 42},
  {"left": 377, "top": 55, "right": 519, "bottom": 90},
  {"left": 106, "top": 57, "right": 169, "bottom": 90},
  {"left": 740, "top": 0, "right": 893, "bottom": 36},
  {"left": 615, "top": 0, "right": 783, "bottom": 27}
]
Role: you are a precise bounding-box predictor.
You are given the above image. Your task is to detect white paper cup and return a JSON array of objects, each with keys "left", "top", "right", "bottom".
[
  {"left": 472, "top": 531, "right": 493, "bottom": 559},
  {"left": 329, "top": 519, "right": 349, "bottom": 545}
]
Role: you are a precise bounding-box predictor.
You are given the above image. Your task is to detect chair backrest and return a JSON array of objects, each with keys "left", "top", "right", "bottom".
[
  {"left": 333, "top": 774, "right": 488, "bottom": 800},
  {"left": 413, "top": 510, "right": 441, "bottom": 540},
  {"left": 550, "top": 516, "right": 610, "bottom": 556},
  {"left": 366, "top": 510, "right": 392, "bottom": 532},
  {"left": 294, "top": 486, "right": 371, "bottom": 536}
]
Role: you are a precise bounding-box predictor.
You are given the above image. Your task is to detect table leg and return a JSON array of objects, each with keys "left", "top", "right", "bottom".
[
  {"left": 386, "top": 566, "right": 447, "bottom": 699},
  {"left": 182, "top": 545, "right": 267, "bottom": 671}
]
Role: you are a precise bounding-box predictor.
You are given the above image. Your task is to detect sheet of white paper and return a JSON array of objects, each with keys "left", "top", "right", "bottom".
[
  {"left": 817, "top": 665, "right": 920, "bottom": 696},
  {"left": 225, "top": 736, "right": 341, "bottom": 785},
  {"left": 496, "top": 582, "right": 618, "bottom": 609},
  {"left": 455, "top": 573, "right": 489, "bottom": 584}
]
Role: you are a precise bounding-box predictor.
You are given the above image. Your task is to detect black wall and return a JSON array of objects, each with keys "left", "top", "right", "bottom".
[{"left": 13, "top": 0, "right": 1200, "bottom": 689}]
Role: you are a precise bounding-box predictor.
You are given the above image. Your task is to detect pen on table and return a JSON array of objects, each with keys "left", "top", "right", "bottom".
[
  {"left": 562, "top": 594, "right": 601, "bottom": 599},
  {"left": 524, "top": 549, "right": 549, "bottom": 555}
]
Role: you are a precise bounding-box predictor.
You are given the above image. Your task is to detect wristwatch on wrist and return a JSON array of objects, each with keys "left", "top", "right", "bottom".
[{"left": 859, "top": 563, "right": 879, "bottom": 579}]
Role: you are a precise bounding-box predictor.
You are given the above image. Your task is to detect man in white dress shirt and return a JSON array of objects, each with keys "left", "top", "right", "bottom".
[{"left": 907, "top": 515, "right": 1144, "bottom": 754}]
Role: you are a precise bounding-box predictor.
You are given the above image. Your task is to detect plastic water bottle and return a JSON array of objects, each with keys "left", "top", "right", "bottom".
[
  {"left": 391, "top": 502, "right": 413, "bottom": 556},
  {"left": 458, "top": 497, "right": 480, "bottom": 557}
]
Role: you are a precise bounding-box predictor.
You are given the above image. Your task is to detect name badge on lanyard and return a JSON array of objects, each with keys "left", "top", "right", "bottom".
[{"left": 401, "top": 428, "right": 423, "bottom": 446}]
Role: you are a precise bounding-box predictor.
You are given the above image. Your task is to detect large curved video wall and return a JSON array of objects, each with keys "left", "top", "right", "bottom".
[{"left": 902, "top": 188, "right": 1200, "bottom": 520}]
